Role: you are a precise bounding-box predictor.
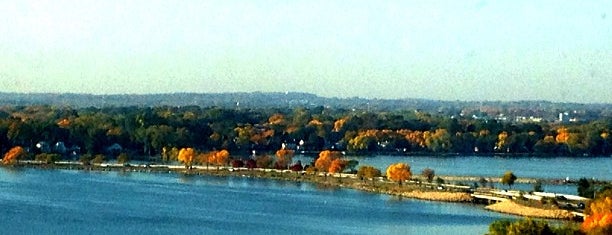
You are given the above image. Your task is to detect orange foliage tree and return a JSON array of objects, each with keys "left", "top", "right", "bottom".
[
  {"left": 328, "top": 158, "right": 348, "bottom": 174},
  {"left": 556, "top": 127, "right": 571, "bottom": 143},
  {"left": 333, "top": 117, "right": 348, "bottom": 132},
  {"left": 314, "top": 150, "right": 343, "bottom": 172},
  {"left": 274, "top": 149, "right": 294, "bottom": 169},
  {"left": 386, "top": 163, "right": 411, "bottom": 185},
  {"left": 200, "top": 150, "right": 230, "bottom": 169},
  {"left": 177, "top": 148, "right": 195, "bottom": 169},
  {"left": 3, "top": 146, "right": 26, "bottom": 165},
  {"left": 582, "top": 190, "right": 612, "bottom": 234}
]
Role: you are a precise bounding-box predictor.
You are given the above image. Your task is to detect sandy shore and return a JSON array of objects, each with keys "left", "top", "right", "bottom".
[
  {"left": 485, "top": 201, "right": 575, "bottom": 220},
  {"left": 398, "top": 191, "right": 473, "bottom": 202}
]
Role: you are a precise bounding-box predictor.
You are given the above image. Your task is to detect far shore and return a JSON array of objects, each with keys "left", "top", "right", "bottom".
[{"left": 2, "top": 160, "right": 587, "bottom": 221}]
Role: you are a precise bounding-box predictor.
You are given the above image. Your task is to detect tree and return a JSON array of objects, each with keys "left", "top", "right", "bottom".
[
  {"left": 314, "top": 150, "right": 343, "bottom": 172},
  {"left": 501, "top": 171, "right": 517, "bottom": 189},
  {"left": 421, "top": 168, "right": 435, "bottom": 183},
  {"left": 386, "top": 163, "right": 411, "bottom": 185},
  {"left": 328, "top": 158, "right": 347, "bottom": 174},
  {"left": 533, "top": 180, "right": 543, "bottom": 192},
  {"left": 578, "top": 178, "right": 596, "bottom": 199},
  {"left": 208, "top": 150, "right": 230, "bottom": 169},
  {"left": 346, "top": 160, "right": 359, "bottom": 173},
  {"left": 274, "top": 149, "right": 294, "bottom": 169},
  {"left": 2, "top": 146, "right": 26, "bottom": 165},
  {"left": 582, "top": 188, "right": 612, "bottom": 234},
  {"left": 177, "top": 148, "right": 196, "bottom": 169},
  {"left": 255, "top": 155, "right": 273, "bottom": 169},
  {"left": 356, "top": 165, "right": 381, "bottom": 180}
]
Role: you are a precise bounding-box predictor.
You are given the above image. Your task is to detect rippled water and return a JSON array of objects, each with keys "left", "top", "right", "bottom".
[{"left": 0, "top": 168, "right": 516, "bottom": 235}]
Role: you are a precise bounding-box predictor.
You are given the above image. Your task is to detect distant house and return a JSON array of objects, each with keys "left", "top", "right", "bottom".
[
  {"left": 35, "top": 141, "right": 51, "bottom": 153},
  {"left": 54, "top": 142, "right": 67, "bottom": 154}
]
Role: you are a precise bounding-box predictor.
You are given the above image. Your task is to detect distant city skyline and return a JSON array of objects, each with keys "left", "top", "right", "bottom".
[{"left": 1, "top": 0, "right": 611, "bottom": 103}]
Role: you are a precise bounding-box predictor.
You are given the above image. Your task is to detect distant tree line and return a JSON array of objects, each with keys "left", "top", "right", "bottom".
[{"left": 0, "top": 105, "right": 611, "bottom": 160}]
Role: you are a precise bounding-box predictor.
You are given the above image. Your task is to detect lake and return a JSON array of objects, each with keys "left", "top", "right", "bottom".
[{"left": 0, "top": 167, "right": 515, "bottom": 235}]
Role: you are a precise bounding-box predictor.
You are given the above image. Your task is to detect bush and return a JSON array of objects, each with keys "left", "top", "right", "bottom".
[
  {"left": 79, "top": 154, "right": 92, "bottom": 166},
  {"left": 231, "top": 159, "right": 245, "bottom": 168},
  {"left": 34, "top": 153, "right": 61, "bottom": 164},
  {"left": 92, "top": 154, "right": 106, "bottom": 164},
  {"left": 488, "top": 218, "right": 579, "bottom": 235},
  {"left": 117, "top": 153, "right": 130, "bottom": 164}
]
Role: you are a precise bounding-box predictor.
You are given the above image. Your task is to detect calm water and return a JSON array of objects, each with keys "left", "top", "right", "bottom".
[
  {"left": 294, "top": 154, "right": 612, "bottom": 195},
  {"left": 0, "top": 168, "right": 515, "bottom": 235},
  {"left": 296, "top": 154, "right": 612, "bottom": 181}
]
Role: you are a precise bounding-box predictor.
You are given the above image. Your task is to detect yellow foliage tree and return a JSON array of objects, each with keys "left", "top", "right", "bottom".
[
  {"left": 386, "top": 163, "right": 411, "bottom": 185},
  {"left": 3, "top": 146, "right": 26, "bottom": 165},
  {"left": 496, "top": 131, "right": 508, "bottom": 151},
  {"left": 314, "top": 150, "right": 343, "bottom": 172},
  {"left": 177, "top": 148, "right": 195, "bottom": 169},
  {"left": 356, "top": 165, "right": 382, "bottom": 180},
  {"left": 582, "top": 194, "right": 612, "bottom": 234}
]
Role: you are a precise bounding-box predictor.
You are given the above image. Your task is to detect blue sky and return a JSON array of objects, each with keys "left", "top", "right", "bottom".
[{"left": 1, "top": 0, "right": 611, "bottom": 103}]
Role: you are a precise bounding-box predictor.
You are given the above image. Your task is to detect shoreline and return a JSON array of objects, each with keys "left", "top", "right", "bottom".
[
  {"left": 485, "top": 201, "right": 575, "bottom": 220},
  {"left": 4, "top": 161, "right": 582, "bottom": 221}
]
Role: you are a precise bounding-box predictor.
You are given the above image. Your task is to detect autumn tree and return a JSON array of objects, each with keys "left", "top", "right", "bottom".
[
  {"left": 2, "top": 146, "right": 26, "bottom": 165},
  {"left": 582, "top": 188, "right": 612, "bottom": 234},
  {"left": 421, "top": 168, "right": 435, "bottom": 183},
  {"left": 314, "top": 150, "right": 343, "bottom": 172},
  {"left": 177, "top": 147, "right": 196, "bottom": 169},
  {"left": 357, "top": 165, "right": 381, "bottom": 180},
  {"left": 386, "top": 163, "right": 411, "bottom": 185},
  {"left": 328, "top": 158, "right": 348, "bottom": 174},
  {"left": 274, "top": 149, "right": 294, "bottom": 169},
  {"left": 208, "top": 150, "right": 230, "bottom": 169},
  {"left": 501, "top": 171, "right": 517, "bottom": 189},
  {"left": 255, "top": 155, "right": 273, "bottom": 168},
  {"left": 424, "top": 129, "right": 452, "bottom": 152}
]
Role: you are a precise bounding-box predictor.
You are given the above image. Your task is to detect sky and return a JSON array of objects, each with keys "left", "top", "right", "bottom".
[{"left": 0, "top": 0, "right": 611, "bottom": 103}]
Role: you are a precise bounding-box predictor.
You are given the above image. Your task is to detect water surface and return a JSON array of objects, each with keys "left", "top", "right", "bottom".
[{"left": 0, "top": 168, "right": 515, "bottom": 235}]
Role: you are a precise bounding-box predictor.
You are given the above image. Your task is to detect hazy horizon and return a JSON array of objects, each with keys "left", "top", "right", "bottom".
[{"left": 1, "top": 1, "right": 611, "bottom": 103}]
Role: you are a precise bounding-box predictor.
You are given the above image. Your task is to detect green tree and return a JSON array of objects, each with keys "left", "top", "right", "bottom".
[
  {"left": 501, "top": 171, "right": 517, "bottom": 189},
  {"left": 577, "top": 178, "right": 596, "bottom": 199}
]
